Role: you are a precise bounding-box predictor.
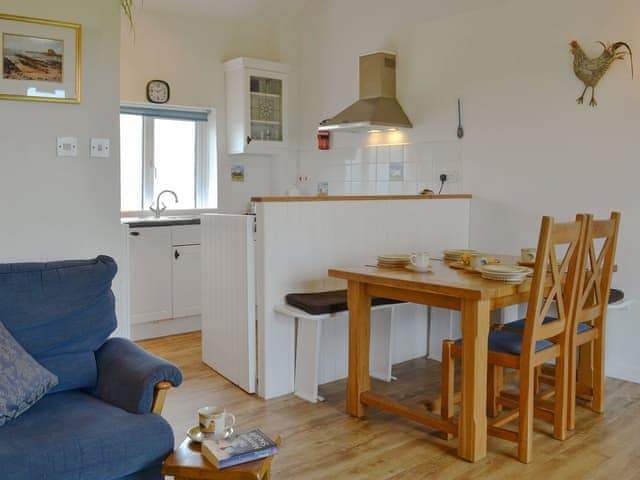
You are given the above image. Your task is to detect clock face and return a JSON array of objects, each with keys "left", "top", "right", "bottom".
[{"left": 147, "top": 80, "right": 170, "bottom": 104}]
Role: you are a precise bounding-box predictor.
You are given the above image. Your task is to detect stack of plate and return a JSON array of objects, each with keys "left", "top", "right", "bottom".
[
  {"left": 377, "top": 254, "right": 410, "bottom": 268},
  {"left": 443, "top": 249, "right": 477, "bottom": 263},
  {"left": 479, "top": 264, "right": 533, "bottom": 283}
]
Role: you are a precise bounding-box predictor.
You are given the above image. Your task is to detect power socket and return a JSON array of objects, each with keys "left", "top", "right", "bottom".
[{"left": 438, "top": 170, "right": 460, "bottom": 183}]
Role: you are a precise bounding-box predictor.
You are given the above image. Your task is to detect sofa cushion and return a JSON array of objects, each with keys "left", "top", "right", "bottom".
[
  {"left": 0, "top": 320, "right": 58, "bottom": 426},
  {"left": 0, "top": 256, "right": 117, "bottom": 393},
  {"left": 0, "top": 390, "right": 174, "bottom": 480}
]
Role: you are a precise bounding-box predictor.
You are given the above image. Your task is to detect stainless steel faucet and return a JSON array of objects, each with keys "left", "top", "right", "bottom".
[{"left": 149, "top": 190, "right": 179, "bottom": 218}]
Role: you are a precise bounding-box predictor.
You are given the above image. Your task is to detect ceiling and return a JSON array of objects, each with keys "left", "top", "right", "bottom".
[{"left": 140, "top": 0, "right": 308, "bottom": 25}]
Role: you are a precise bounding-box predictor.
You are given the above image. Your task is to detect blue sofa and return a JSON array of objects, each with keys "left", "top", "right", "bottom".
[{"left": 0, "top": 256, "right": 183, "bottom": 480}]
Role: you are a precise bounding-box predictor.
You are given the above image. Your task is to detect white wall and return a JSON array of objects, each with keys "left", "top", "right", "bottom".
[
  {"left": 291, "top": 0, "right": 640, "bottom": 381},
  {"left": 0, "top": 0, "right": 128, "bottom": 337},
  {"left": 120, "top": 9, "right": 298, "bottom": 213}
]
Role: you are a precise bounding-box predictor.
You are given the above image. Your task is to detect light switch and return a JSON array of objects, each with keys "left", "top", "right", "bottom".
[
  {"left": 90, "top": 138, "right": 111, "bottom": 158},
  {"left": 57, "top": 137, "right": 78, "bottom": 157}
]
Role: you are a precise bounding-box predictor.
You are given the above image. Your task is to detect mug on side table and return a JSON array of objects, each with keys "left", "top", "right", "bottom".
[{"left": 198, "top": 406, "right": 236, "bottom": 439}]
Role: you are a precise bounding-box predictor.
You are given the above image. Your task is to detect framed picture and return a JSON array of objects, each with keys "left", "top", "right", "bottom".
[{"left": 0, "top": 13, "right": 81, "bottom": 103}]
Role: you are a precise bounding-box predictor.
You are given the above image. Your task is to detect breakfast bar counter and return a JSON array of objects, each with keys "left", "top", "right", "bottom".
[
  {"left": 251, "top": 194, "right": 472, "bottom": 202},
  {"left": 202, "top": 194, "right": 473, "bottom": 400}
]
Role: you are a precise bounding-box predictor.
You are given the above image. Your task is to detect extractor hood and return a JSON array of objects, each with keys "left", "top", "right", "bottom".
[{"left": 318, "top": 52, "right": 413, "bottom": 132}]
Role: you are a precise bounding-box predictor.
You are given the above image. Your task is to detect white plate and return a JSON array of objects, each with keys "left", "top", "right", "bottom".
[
  {"left": 187, "top": 425, "right": 205, "bottom": 443},
  {"left": 480, "top": 264, "right": 532, "bottom": 275},
  {"left": 406, "top": 264, "right": 432, "bottom": 273},
  {"left": 187, "top": 425, "right": 234, "bottom": 443},
  {"left": 378, "top": 254, "right": 410, "bottom": 261}
]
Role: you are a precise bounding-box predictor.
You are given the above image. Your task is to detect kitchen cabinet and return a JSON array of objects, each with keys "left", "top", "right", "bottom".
[
  {"left": 172, "top": 244, "right": 202, "bottom": 318},
  {"left": 129, "top": 224, "right": 202, "bottom": 331},
  {"left": 129, "top": 227, "right": 173, "bottom": 324},
  {"left": 224, "top": 57, "right": 290, "bottom": 155}
]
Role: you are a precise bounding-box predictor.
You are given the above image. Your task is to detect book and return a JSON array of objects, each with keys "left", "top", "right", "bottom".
[{"left": 201, "top": 429, "right": 279, "bottom": 469}]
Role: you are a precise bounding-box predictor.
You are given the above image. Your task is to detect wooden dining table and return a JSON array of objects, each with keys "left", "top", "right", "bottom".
[{"left": 328, "top": 255, "right": 532, "bottom": 462}]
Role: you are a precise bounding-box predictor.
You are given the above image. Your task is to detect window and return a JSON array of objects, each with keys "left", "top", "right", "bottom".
[{"left": 119, "top": 105, "right": 215, "bottom": 212}]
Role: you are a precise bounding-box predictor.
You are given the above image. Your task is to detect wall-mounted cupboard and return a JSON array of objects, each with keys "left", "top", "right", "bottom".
[{"left": 224, "top": 57, "right": 290, "bottom": 155}]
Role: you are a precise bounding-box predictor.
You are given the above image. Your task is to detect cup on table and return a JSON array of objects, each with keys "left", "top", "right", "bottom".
[
  {"left": 521, "top": 248, "right": 536, "bottom": 264},
  {"left": 198, "top": 406, "right": 236, "bottom": 438},
  {"left": 469, "top": 253, "right": 489, "bottom": 271},
  {"left": 410, "top": 252, "right": 431, "bottom": 269}
]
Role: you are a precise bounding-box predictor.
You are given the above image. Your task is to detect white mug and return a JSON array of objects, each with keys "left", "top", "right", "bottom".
[
  {"left": 410, "top": 252, "right": 430, "bottom": 268},
  {"left": 521, "top": 248, "right": 536, "bottom": 263},
  {"left": 469, "top": 253, "right": 489, "bottom": 271},
  {"left": 198, "top": 406, "right": 236, "bottom": 438}
]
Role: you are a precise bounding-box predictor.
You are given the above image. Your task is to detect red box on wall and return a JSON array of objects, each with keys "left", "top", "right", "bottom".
[{"left": 317, "top": 131, "right": 330, "bottom": 150}]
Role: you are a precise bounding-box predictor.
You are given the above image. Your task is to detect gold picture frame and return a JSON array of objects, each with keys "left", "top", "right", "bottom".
[{"left": 0, "top": 13, "right": 81, "bottom": 103}]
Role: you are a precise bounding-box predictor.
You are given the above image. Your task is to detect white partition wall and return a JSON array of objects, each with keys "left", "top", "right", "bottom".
[
  {"left": 201, "top": 214, "right": 257, "bottom": 393},
  {"left": 255, "top": 198, "right": 471, "bottom": 399}
]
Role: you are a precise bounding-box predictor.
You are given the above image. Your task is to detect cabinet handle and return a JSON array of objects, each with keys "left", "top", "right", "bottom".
[
  {"left": 174, "top": 249, "right": 180, "bottom": 260},
  {"left": 130, "top": 231, "right": 140, "bottom": 236},
  {"left": 247, "top": 136, "right": 252, "bottom": 145}
]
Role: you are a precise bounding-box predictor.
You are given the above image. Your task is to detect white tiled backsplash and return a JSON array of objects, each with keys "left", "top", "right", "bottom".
[{"left": 297, "top": 141, "right": 463, "bottom": 195}]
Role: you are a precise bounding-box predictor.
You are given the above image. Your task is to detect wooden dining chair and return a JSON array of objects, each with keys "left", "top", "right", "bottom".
[
  {"left": 537, "top": 212, "right": 621, "bottom": 430},
  {"left": 503, "top": 212, "right": 621, "bottom": 431},
  {"left": 440, "top": 215, "right": 587, "bottom": 463}
]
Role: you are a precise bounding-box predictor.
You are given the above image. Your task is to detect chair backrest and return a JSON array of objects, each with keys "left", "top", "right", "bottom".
[
  {"left": 521, "top": 215, "right": 587, "bottom": 358},
  {"left": 573, "top": 212, "right": 621, "bottom": 332}
]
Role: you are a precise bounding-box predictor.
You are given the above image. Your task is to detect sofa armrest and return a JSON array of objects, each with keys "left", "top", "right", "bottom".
[{"left": 92, "top": 338, "right": 183, "bottom": 414}]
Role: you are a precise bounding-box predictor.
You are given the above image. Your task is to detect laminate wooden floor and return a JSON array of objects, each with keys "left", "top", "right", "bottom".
[{"left": 139, "top": 332, "right": 640, "bottom": 480}]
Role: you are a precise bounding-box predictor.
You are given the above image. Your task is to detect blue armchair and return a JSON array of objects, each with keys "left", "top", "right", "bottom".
[{"left": 0, "top": 256, "right": 182, "bottom": 480}]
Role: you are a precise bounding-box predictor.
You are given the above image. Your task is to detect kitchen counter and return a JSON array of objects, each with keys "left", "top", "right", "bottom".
[
  {"left": 122, "top": 216, "right": 201, "bottom": 228},
  {"left": 251, "top": 194, "right": 472, "bottom": 202}
]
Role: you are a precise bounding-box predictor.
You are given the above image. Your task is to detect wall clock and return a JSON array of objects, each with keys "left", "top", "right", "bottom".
[{"left": 146, "top": 80, "right": 170, "bottom": 104}]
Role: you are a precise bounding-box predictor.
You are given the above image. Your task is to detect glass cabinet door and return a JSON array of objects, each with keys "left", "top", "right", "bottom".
[{"left": 249, "top": 76, "right": 283, "bottom": 142}]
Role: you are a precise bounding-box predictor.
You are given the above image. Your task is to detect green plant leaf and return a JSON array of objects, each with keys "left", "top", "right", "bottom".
[{"left": 121, "top": 0, "right": 135, "bottom": 32}]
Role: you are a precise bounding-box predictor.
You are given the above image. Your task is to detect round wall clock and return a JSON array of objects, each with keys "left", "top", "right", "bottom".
[{"left": 146, "top": 80, "right": 170, "bottom": 104}]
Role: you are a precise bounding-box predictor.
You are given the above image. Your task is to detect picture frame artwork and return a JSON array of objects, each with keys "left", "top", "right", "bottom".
[{"left": 0, "top": 14, "right": 81, "bottom": 103}]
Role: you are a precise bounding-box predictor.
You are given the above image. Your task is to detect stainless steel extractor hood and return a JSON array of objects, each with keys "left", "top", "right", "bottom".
[{"left": 318, "top": 52, "right": 413, "bottom": 132}]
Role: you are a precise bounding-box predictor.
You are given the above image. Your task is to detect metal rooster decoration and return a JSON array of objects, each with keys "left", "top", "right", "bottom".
[{"left": 570, "top": 40, "right": 633, "bottom": 106}]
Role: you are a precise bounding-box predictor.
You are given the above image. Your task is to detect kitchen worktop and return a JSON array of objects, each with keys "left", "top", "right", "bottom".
[
  {"left": 122, "top": 216, "right": 201, "bottom": 228},
  {"left": 251, "top": 194, "right": 472, "bottom": 203}
]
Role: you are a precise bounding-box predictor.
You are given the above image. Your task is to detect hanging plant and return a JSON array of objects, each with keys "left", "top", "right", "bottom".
[{"left": 121, "top": 0, "right": 135, "bottom": 31}]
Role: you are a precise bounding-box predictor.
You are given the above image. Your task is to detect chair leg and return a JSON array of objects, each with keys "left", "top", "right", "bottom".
[
  {"left": 518, "top": 366, "right": 535, "bottom": 463},
  {"left": 553, "top": 351, "right": 569, "bottom": 441},
  {"left": 534, "top": 365, "right": 542, "bottom": 395},
  {"left": 441, "top": 340, "right": 455, "bottom": 440},
  {"left": 592, "top": 336, "right": 605, "bottom": 413},
  {"left": 567, "top": 346, "right": 578, "bottom": 431},
  {"left": 577, "top": 342, "right": 593, "bottom": 391},
  {"left": 487, "top": 364, "right": 503, "bottom": 418}
]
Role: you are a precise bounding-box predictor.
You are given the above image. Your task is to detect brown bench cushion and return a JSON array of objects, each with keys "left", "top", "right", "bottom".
[
  {"left": 609, "top": 288, "right": 624, "bottom": 305},
  {"left": 285, "top": 290, "right": 403, "bottom": 316}
]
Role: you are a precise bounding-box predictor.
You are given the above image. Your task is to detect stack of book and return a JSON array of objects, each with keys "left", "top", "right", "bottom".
[{"left": 201, "top": 429, "right": 279, "bottom": 469}]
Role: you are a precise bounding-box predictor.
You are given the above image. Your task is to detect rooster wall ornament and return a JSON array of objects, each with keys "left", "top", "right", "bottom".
[{"left": 570, "top": 40, "right": 633, "bottom": 107}]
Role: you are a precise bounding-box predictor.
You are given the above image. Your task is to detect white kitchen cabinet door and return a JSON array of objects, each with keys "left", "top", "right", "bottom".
[
  {"left": 172, "top": 244, "right": 202, "bottom": 318},
  {"left": 129, "top": 227, "right": 173, "bottom": 324}
]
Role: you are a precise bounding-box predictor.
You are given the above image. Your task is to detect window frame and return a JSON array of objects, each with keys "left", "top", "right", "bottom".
[{"left": 120, "top": 103, "right": 213, "bottom": 213}]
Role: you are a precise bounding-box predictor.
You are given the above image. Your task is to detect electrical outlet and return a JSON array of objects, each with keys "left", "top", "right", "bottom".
[{"left": 438, "top": 170, "right": 460, "bottom": 183}]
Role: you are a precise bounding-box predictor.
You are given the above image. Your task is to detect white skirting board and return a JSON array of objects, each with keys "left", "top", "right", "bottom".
[{"left": 130, "top": 315, "right": 201, "bottom": 341}]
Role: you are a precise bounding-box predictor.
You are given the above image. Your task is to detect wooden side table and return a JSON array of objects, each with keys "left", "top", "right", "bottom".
[{"left": 162, "top": 437, "right": 280, "bottom": 480}]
